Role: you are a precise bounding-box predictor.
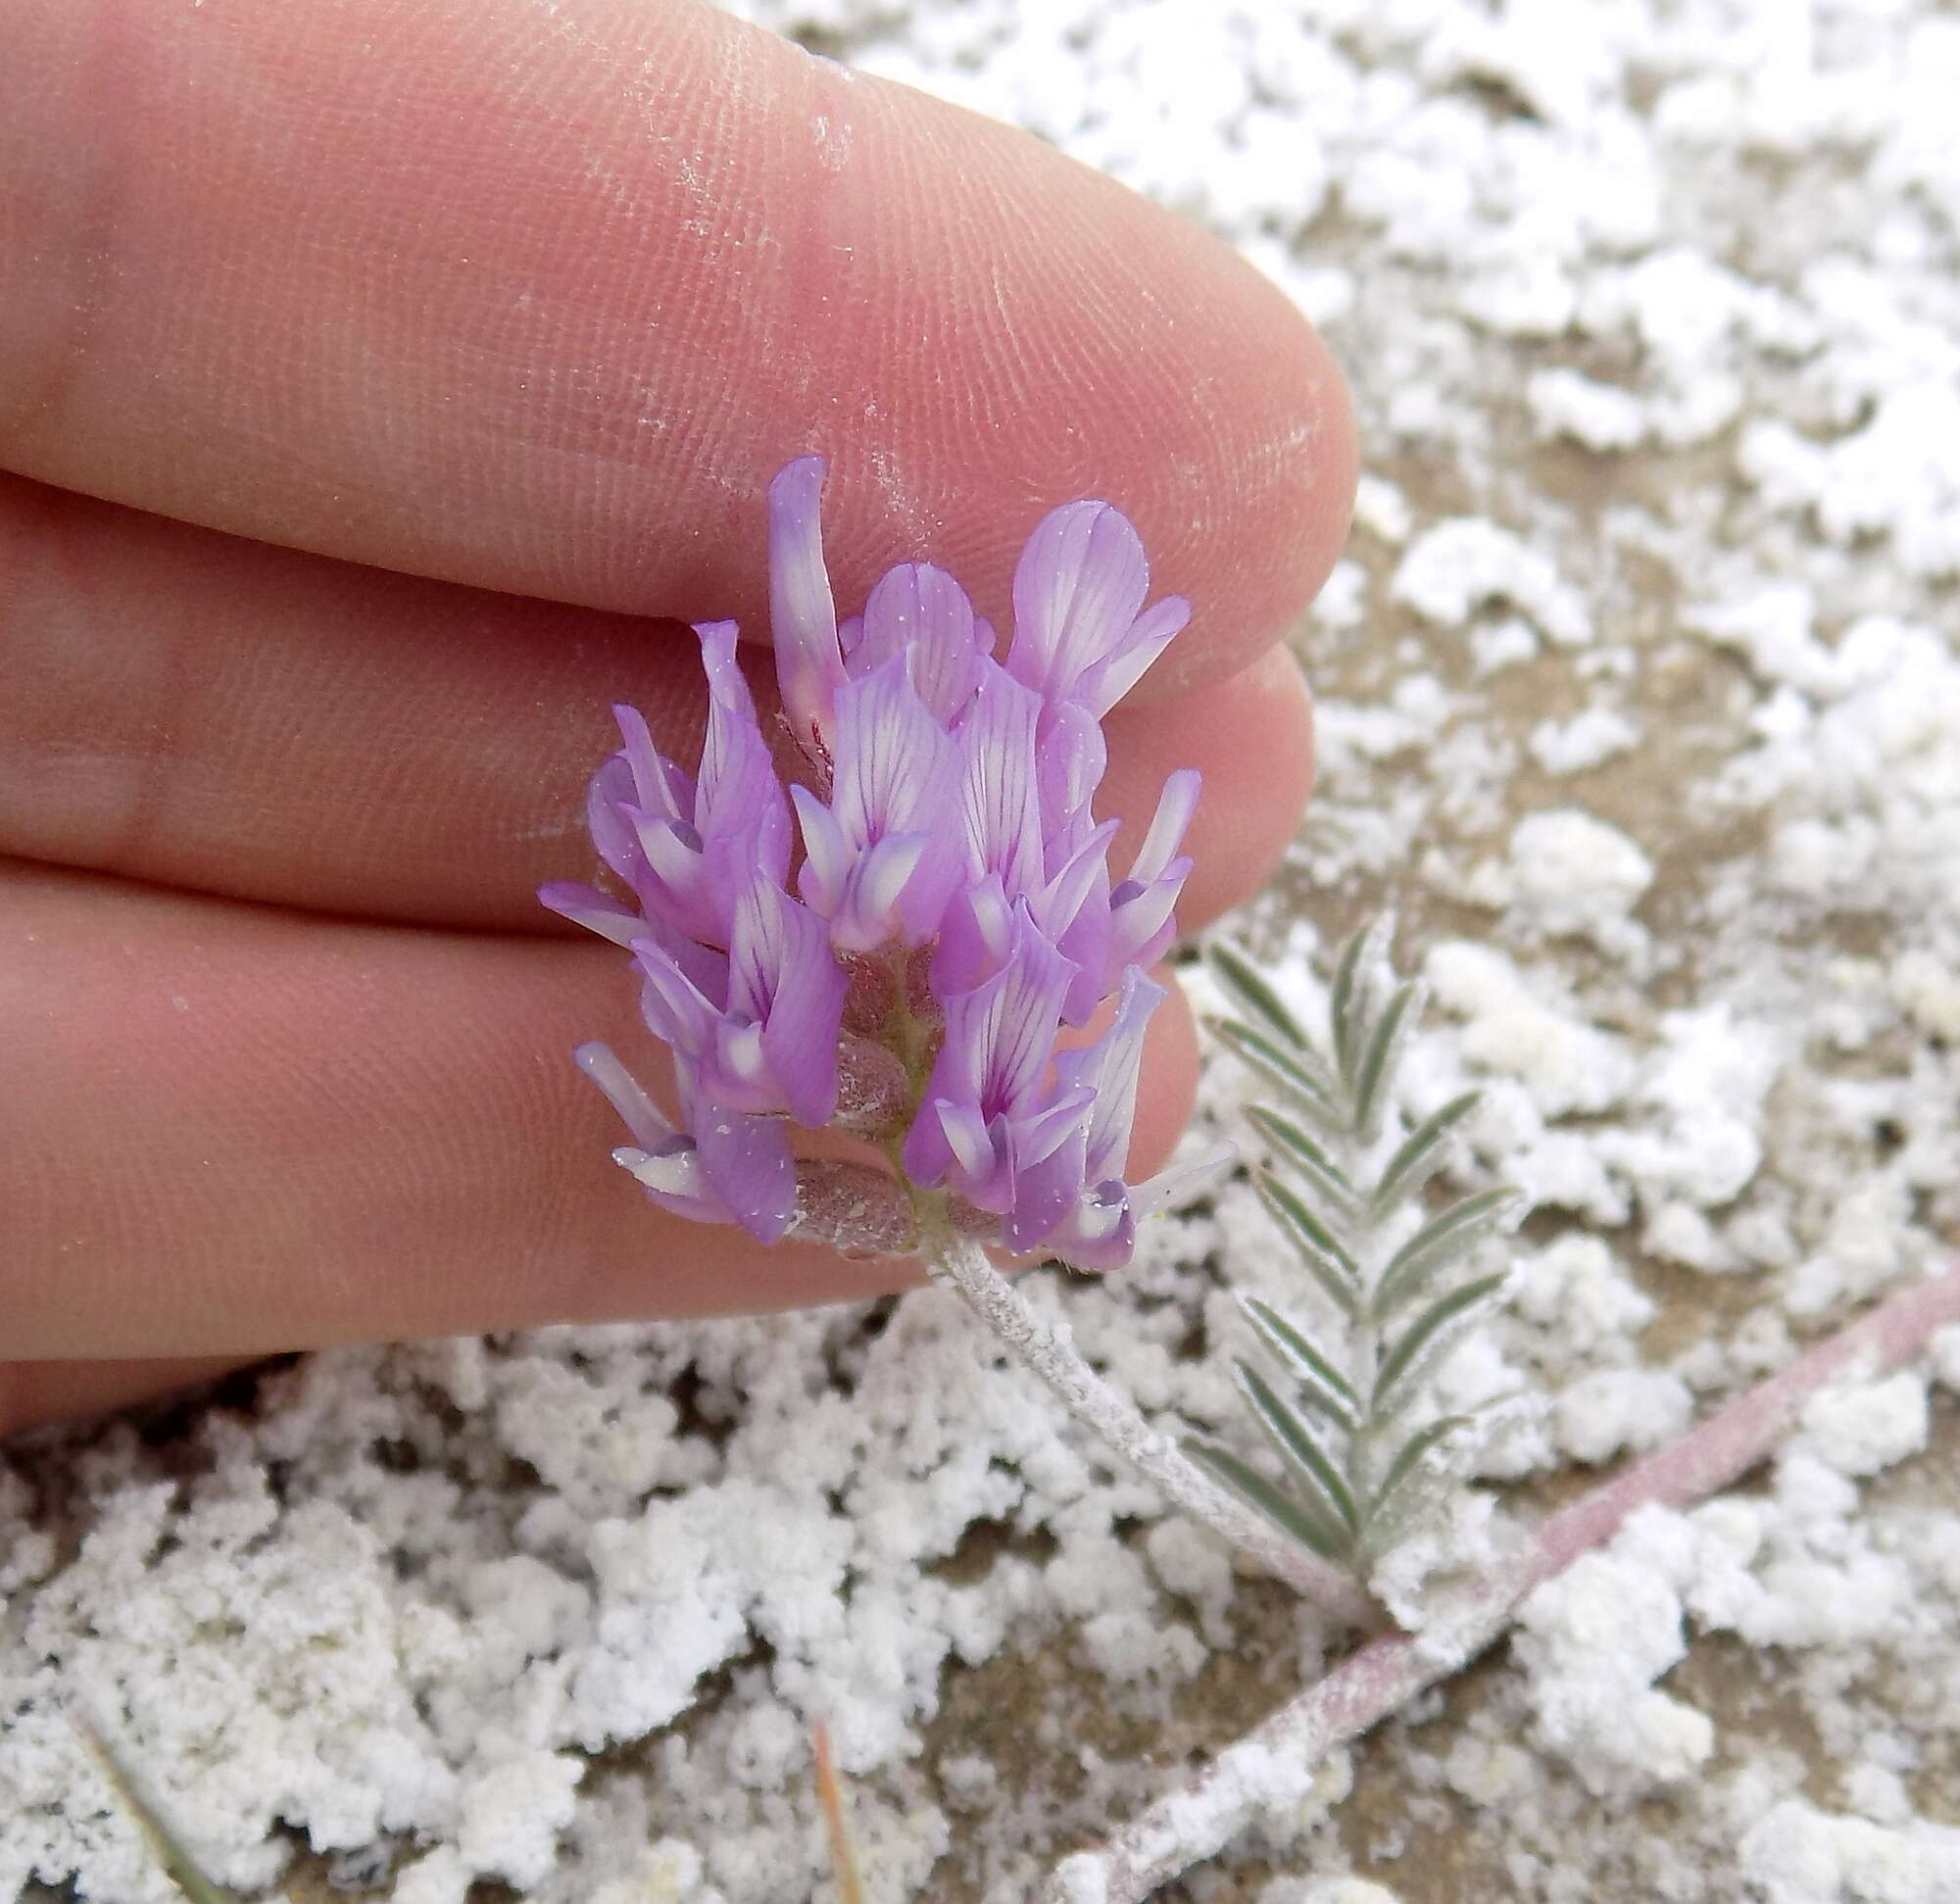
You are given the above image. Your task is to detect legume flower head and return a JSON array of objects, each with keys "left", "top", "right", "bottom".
[{"left": 542, "top": 458, "right": 1221, "bottom": 1270}]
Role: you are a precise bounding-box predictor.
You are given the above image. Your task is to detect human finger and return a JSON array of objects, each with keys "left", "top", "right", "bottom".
[
  {"left": 0, "top": 862, "right": 1201, "bottom": 1360},
  {"left": 2, "top": 0, "right": 1353, "bottom": 691},
  {"left": 0, "top": 475, "right": 1312, "bottom": 931},
  {"left": 0, "top": 1356, "right": 246, "bottom": 1440}
]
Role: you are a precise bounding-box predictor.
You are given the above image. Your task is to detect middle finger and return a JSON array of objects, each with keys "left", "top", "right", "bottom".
[{"left": 0, "top": 473, "right": 1316, "bottom": 933}]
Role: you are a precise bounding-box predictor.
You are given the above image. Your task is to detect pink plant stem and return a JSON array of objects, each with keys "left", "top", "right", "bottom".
[{"left": 1045, "top": 1262, "right": 1960, "bottom": 1904}]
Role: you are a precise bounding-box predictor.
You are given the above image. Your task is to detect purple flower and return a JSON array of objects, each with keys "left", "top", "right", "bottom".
[{"left": 544, "top": 457, "right": 1226, "bottom": 1266}]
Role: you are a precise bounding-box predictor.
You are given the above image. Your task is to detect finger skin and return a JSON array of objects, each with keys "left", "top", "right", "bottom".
[
  {"left": 0, "top": 0, "right": 1347, "bottom": 1425},
  {"left": 1, "top": 0, "right": 1354, "bottom": 689},
  {"left": 0, "top": 474, "right": 1314, "bottom": 930},
  {"left": 0, "top": 1356, "right": 246, "bottom": 1439},
  {"left": 0, "top": 861, "right": 1202, "bottom": 1360}
]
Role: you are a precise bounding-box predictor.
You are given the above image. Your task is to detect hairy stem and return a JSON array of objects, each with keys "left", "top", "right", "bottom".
[
  {"left": 1045, "top": 1261, "right": 1960, "bottom": 1904},
  {"left": 926, "top": 1234, "right": 1382, "bottom": 1627}
]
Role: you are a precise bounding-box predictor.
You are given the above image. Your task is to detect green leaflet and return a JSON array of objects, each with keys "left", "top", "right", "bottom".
[
  {"left": 1207, "top": 1017, "right": 1343, "bottom": 1124},
  {"left": 1327, "top": 924, "right": 1376, "bottom": 1085},
  {"left": 1255, "top": 1174, "right": 1362, "bottom": 1318},
  {"left": 76, "top": 1721, "right": 241, "bottom": 1904},
  {"left": 1186, "top": 1438, "right": 1350, "bottom": 1562},
  {"left": 1209, "top": 942, "right": 1309, "bottom": 1049},
  {"left": 1373, "top": 1189, "right": 1521, "bottom": 1324},
  {"left": 1370, "top": 1091, "right": 1482, "bottom": 1217},
  {"left": 1375, "top": 1273, "right": 1509, "bottom": 1406},
  {"left": 1368, "top": 1413, "right": 1470, "bottom": 1524},
  {"left": 1248, "top": 1104, "right": 1357, "bottom": 1210},
  {"left": 1240, "top": 1294, "right": 1360, "bottom": 1432},
  {"left": 1236, "top": 1361, "right": 1361, "bottom": 1534},
  {"left": 1351, "top": 981, "right": 1421, "bottom": 1141}
]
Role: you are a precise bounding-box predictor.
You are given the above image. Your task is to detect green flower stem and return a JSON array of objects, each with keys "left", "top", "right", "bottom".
[{"left": 925, "top": 1230, "right": 1383, "bottom": 1628}]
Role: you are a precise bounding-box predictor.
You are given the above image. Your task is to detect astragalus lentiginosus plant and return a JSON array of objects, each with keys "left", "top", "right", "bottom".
[{"left": 542, "top": 457, "right": 1374, "bottom": 1620}]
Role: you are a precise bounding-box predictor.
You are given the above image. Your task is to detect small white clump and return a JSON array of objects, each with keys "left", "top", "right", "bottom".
[
  {"left": 1512, "top": 1546, "right": 1715, "bottom": 1794},
  {"left": 1469, "top": 807, "right": 1654, "bottom": 950},
  {"left": 1795, "top": 1371, "right": 1931, "bottom": 1480},
  {"left": 1392, "top": 517, "right": 1591, "bottom": 649},
  {"left": 1527, "top": 706, "right": 1642, "bottom": 776}
]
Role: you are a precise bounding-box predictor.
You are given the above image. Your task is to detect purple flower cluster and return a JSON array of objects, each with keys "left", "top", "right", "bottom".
[{"left": 543, "top": 458, "right": 1219, "bottom": 1271}]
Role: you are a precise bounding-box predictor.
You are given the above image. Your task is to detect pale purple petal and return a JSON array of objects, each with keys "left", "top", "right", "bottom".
[
  {"left": 1047, "top": 1142, "right": 1233, "bottom": 1272},
  {"left": 696, "top": 621, "right": 792, "bottom": 918},
  {"left": 585, "top": 755, "right": 644, "bottom": 886},
  {"left": 633, "top": 938, "right": 721, "bottom": 1058},
  {"left": 624, "top": 806, "right": 717, "bottom": 941},
  {"left": 691, "top": 1095, "right": 798, "bottom": 1243},
  {"left": 727, "top": 877, "right": 846, "bottom": 1126},
  {"left": 918, "top": 1100, "right": 1000, "bottom": 1196},
  {"left": 1055, "top": 892, "right": 1115, "bottom": 1027},
  {"left": 1128, "top": 769, "right": 1201, "bottom": 886},
  {"left": 928, "top": 872, "right": 1013, "bottom": 997},
  {"left": 539, "top": 880, "right": 644, "bottom": 950},
  {"left": 835, "top": 833, "right": 932, "bottom": 951},
  {"left": 1077, "top": 593, "right": 1190, "bottom": 716},
  {"left": 1107, "top": 869, "right": 1188, "bottom": 978},
  {"left": 830, "top": 659, "right": 958, "bottom": 850},
  {"left": 1003, "top": 1122, "right": 1089, "bottom": 1253},
  {"left": 1015, "top": 1083, "right": 1098, "bottom": 1171},
  {"left": 574, "top": 1041, "right": 681, "bottom": 1155},
  {"left": 1128, "top": 1145, "right": 1236, "bottom": 1220},
  {"left": 790, "top": 783, "right": 852, "bottom": 917},
  {"left": 1036, "top": 700, "right": 1109, "bottom": 853},
  {"left": 1034, "top": 819, "right": 1119, "bottom": 1026},
  {"left": 1046, "top": 1185, "right": 1137, "bottom": 1273},
  {"left": 956, "top": 662, "right": 1048, "bottom": 896},
  {"left": 1103, "top": 769, "right": 1200, "bottom": 977},
  {"left": 1058, "top": 969, "right": 1164, "bottom": 1185},
  {"left": 905, "top": 907, "right": 1076, "bottom": 1203},
  {"left": 794, "top": 659, "right": 963, "bottom": 948},
  {"left": 973, "top": 915, "right": 1076, "bottom": 1112},
  {"left": 613, "top": 703, "right": 691, "bottom": 821},
  {"left": 903, "top": 1068, "right": 990, "bottom": 1198},
  {"left": 768, "top": 457, "right": 845, "bottom": 756},
  {"left": 1007, "top": 500, "right": 1150, "bottom": 704},
  {"left": 574, "top": 1042, "right": 738, "bottom": 1229},
  {"left": 854, "top": 561, "right": 984, "bottom": 722}
]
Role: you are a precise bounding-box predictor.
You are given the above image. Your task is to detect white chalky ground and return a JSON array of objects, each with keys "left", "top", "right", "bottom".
[{"left": 6, "top": 3, "right": 1960, "bottom": 1900}]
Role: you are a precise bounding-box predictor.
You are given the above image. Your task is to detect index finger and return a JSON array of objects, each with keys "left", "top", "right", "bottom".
[{"left": 0, "top": 0, "right": 1353, "bottom": 691}]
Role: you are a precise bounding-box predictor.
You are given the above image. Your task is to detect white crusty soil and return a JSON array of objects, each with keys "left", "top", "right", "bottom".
[{"left": 5, "top": 3, "right": 1959, "bottom": 1901}]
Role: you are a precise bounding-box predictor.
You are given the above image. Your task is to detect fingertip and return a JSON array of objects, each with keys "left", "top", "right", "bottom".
[
  {"left": 1102, "top": 641, "right": 1314, "bottom": 932},
  {"left": 2, "top": 0, "right": 1354, "bottom": 685},
  {"left": 760, "top": 54, "right": 1359, "bottom": 689},
  {"left": 1127, "top": 968, "right": 1201, "bottom": 1183}
]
